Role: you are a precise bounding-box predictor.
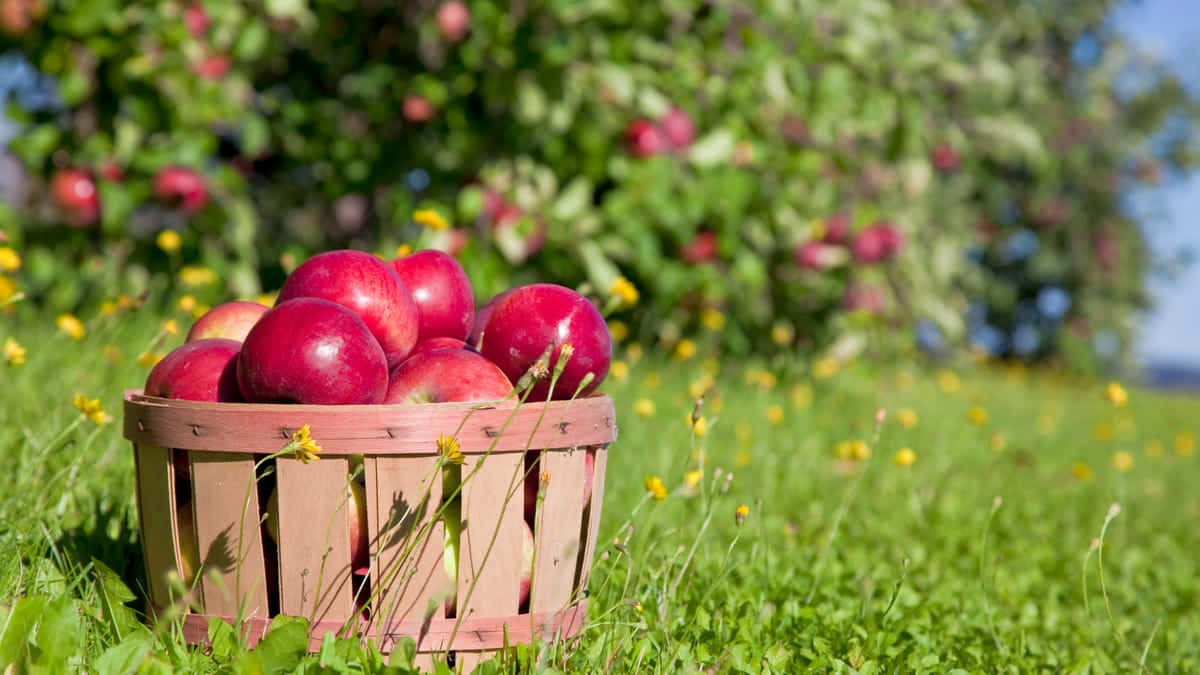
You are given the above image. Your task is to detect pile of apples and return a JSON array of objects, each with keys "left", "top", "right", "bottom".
[{"left": 147, "top": 248, "right": 613, "bottom": 612}]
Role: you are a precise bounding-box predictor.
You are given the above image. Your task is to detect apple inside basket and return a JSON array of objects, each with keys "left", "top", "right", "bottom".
[{"left": 123, "top": 391, "right": 615, "bottom": 661}]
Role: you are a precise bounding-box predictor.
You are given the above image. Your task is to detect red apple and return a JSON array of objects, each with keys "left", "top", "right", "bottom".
[
  {"left": 186, "top": 301, "right": 269, "bottom": 343},
  {"left": 467, "top": 289, "right": 514, "bottom": 350},
  {"left": 390, "top": 249, "right": 474, "bottom": 343},
  {"left": 626, "top": 119, "right": 666, "bottom": 158},
  {"left": 277, "top": 249, "right": 420, "bottom": 367},
  {"left": 518, "top": 520, "right": 535, "bottom": 607},
  {"left": 98, "top": 160, "right": 124, "bottom": 183},
  {"left": 842, "top": 283, "right": 887, "bottom": 314},
  {"left": 852, "top": 222, "right": 903, "bottom": 264},
  {"left": 680, "top": 232, "right": 718, "bottom": 265},
  {"left": 479, "top": 284, "right": 611, "bottom": 401},
  {"left": 145, "top": 338, "right": 243, "bottom": 402},
  {"left": 265, "top": 479, "right": 370, "bottom": 574},
  {"left": 237, "top": 297, "right": 389, "bottom": 404},
  {"left": 403, "top": 95, "right": 435, "bottom": 123},
  {"left": 385, "top": 349, "right": 513, "bottom": 404},
  {"left": 931, "top": 143, "right": 960, "bottom": 172},
  {"left": 436, "top": 1, "right": 470, "bottom": 43},
  {"left": 184, "top": 2, "right": 209, "bottom": 36},
  {"left": 823, "top": 212, "right": 851, "bottom": 245},
  {"left": 193, "top": 53, "right": 230, "bottom": 80},
  {"left": 177, "top": 499, "right": 199, "bottom": 585},
  {"left": 154, "top": 166, "right": 208, "bottom": 213},
  {"left": 51, "top": 169, "right": 100, "bottom": 227},
  {"left": 660, "top": 107, "right": 695, "bottom": 150},
  {"left": 409, "top": 337, "right": 468, "bottom": 358}
]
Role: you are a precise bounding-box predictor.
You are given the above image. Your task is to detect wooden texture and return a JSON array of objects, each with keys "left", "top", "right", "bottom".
[
  {"left": 180, "top": 600, "right": 587, "bottom": 653},
  {"left": 530, "top": 448, "right": 587, "bottom": 620},
  {"left": 275, "top": 457, "right": 355, "bottom": 624},
  {"left": 134, "top": 444, "right": 179, "bottom": 609},
  {"left": 123, "top": 391, "right": 617, "bottom": 454},
  {"left": 367, "top": 455, "right": 447, "bottom": 631},
  {"left": 190, "top": 452, "right": 269, "bottom": 620},
  {"left": 577, "top": 446, "right": 608, "bottom": 594},
  {"left": 456, "top": 452, "right": 523, "bottom": 626}
]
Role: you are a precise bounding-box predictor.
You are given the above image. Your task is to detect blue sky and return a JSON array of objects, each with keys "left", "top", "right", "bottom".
[{"left": 1114, "top": 0, "right": 1200, "bottom": 366}]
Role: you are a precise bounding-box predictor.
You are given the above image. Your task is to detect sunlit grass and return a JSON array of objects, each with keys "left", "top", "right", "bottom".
[{"left": 3, "top": 306, "right": 1200, "bottom": 671}]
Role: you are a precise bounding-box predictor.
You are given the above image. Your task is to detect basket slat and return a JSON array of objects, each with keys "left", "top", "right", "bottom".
[
  {"left": 577, "top": 446, "right": 608, "bottom": 593},
  {"left": 134, "top": 444, "right": 181, "bottom": 609},
  {"left": 275, "top": 457, "right": 355, "bottom": 623},
  {"left": 456, "top": 453, "right": 523, "bottom": 623},
  {"left": 190, "top": 452, "right": 270, "bottom": 620},
  {"left": 368, "top": 455, "right": 447, "bottom": 634},
  {"left": 530, "top": 448, "right": 587, "bottom": 619}
]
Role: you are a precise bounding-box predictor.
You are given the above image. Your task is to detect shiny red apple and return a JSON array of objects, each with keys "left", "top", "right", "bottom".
[
  {"left": 385, "top": 349, "right": 512, "bottom": 404},
  {"left": 390, "top": 249, "right": 474, "bottom": 343},
  {"left": 852, "top": 222, "right": 903, "bottom": 264},
  {"left": 144, "top": 338, "right": 243, "bottom": 402},
  {"left": 186, "top": 301, "right": 269, "bottom": 343},
  {"left": 154, "top": 166, "right": 208, "bottom": 213},
  {"left": 467, "top": 289, "right": 514, "bottom": 351},
  {"left": 436, "top": 1, "right": 470, "bottom": 43},
  {"left": 237, "top": 297, "right": 388, "bottom": 404},
  {"left": 51, "top": 169, "right": 100, "bottom": 227},
  {"left": 277, "top": 249, "right": 420, "bottom": 367},
  {"left": 403, "top": 95, "right": 435, "bottom": 123},
  {"left": 626, "top": 119, "right": 667, "bottom": 158},
  {"left": 409, "top": 337, "right": 468, "bottom": 358},
  {"left": 479, "top": 284, "right": 611, "bottom": 401}
]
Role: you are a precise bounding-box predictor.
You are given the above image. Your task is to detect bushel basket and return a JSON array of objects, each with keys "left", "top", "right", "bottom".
[{"left": 123, "top": 390, "right": 616, "bottom": 670}]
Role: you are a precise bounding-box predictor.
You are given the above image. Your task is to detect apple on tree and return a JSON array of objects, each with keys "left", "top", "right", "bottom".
[
  {"left": 154, "top": 166, "right": 208, "bottom": 213},
  {"left": 186, "top": 301, "right": 269, "bottom": 343},
  {"left": 277, "top": 249, "right": 420, "bottom": 367},
  {"left": 51, "top": 169, "right": 100, "bottom": 227},
  {"left": 237, "top": 297, "right": 389, "bottom": 405}
]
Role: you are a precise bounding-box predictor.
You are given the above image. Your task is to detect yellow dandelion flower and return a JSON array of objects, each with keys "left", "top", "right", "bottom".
[
  {"left": 674, "top": 338, "right": 697, "bottom": 361},
  {"left": 1112, "top": 451, "right": 1134, "bottom": 472},
  {"left": 177, "top": 295, "right": 197, "bottom": 313},
  {"left": 642, "top": 371, "right": 660, "bottom": 388},
  {"left": 790, "top": 384, "right": 813, "bottom": 409},
  {"left": 938, "top": 370, "right": 961, "bottom": 394},
  {"left": 3, "top": 337, "right": 26, "bottom": 366},
  {"left": 1144, "top": 440, "right": 1165, "bottom": 459},
  {"left": 643, "top": 475, "right": 667, "bottom": 501},
  {"left": 610, "top": 360, "right": 629, "bottom": 382},
  {"left": 156, "top": 230, "right": 182, "bottom": 253},
  {"left": 989, "top": 433, "right": 1007, "bottom": 452},
  {"left": 284, "top": 424, "right": 323, "bottom": 464},
  {"left": 967, "top": 406, "right": 988, "bottom": 426},
  {"left": 179, "top": 266, "right": 218, "bottom": 287},
  {"left": 734, "top": 504, "right": 749, "bottom": 526},
  {"left": 893, "top": 448, "right": 917, "bottom": 467},
  {"left": 57, "top": 314, "right": 86, "bottom": 341},
  {"left": 625, "top": 343, "right": 644, "bottom": 363},
  {"left": 117, "top": 295, "right": 135, "bottom": 309},
  {"left": 683, "top": 470, "right": 702, "bottom": 489},
  {"left": 413, "top": 208, "right": 450, "bottom": 231},
  {"left": 688, "top": 374, "right": 715, "bottom": 400},
  {"left": 896, "top": 408, "right": 918, "bottom": 429},
  {"left": 0, "top": 275, "right": 17, "bottom": 304},
  {"left": 72, "top": 394, "right": 111, "bottom": 426},
  {"left": 608, "top": 320, "right": 629, "bottom": 342},
  {"left": 895, "top": 371, "right": 915, "bottom": 391},
  {"left": 688, "top": 415, "right": 709, "bottom": 437},
  {"left": 395, "top": 243, "right": 413, "bottom": 257},
  {"left": 1071, "top": 462, "right": 1093, "bottom": 481},
  {"left": 0, "top": 247, "right": 20, "bottom": 272},
  {"left": 1093, "top": 423, "right": 1114, "bottom": 442},
  {"left": 701, "top": 308, "right": 726, "bottom": 331},
  {"left": 1175, "top": 432, "right": 1196, "bottom": 457},
  {"left": 752, "top": 370, "right": 777, "bottom": 390},
  {"left": 609, "top": 277, "right": 639, "bottom": 307},
  {"left": 633, "top": 399, "right": 656, "bottom": 418},
  {"left": 137, "top": 352, "right": 163, "bottom": 367},
  {"left": 99, "top": 300, "right": 120, "bottom": 316},
  {"left": 836, "top": 440, "right": 870, "bottom": 461},
  {"left": 162, "top": 319, "right": 179, "bottom": 335},
  {"left": 734, "top": 449, "right": 751, "bottom": 467},
  {"left": 771, "top": 322, "right": 793, "bottom": 346},
  {"left": 437, "top": 434, "right": 464, "bottom": 465},
  {"left": 766, "top": 404, "right": 784, "bottom": 425},
  {"left": 812, "top": 357, "right": 839, "bottom": 380},
  {"left": 1105, "top": 382, "right": 1128, "bottom": 408}
]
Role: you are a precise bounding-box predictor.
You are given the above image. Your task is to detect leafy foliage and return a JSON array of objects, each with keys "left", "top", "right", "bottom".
[{"left": 0, "top": 0, "right": 1196, "bottom": 365}]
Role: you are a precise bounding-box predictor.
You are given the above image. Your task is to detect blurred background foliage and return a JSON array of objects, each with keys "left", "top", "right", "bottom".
[{"left": 0, "top": 0, "right": 1196, "bottom": 370}]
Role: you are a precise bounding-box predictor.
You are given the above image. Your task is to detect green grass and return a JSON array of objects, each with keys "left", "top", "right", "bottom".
[{"left": 4, "top": 305, "right": 1200, "bottom": 672}]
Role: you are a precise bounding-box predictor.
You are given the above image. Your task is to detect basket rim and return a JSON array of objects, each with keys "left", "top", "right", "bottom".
[{"left": 123, "top": 389, "right": 617, "bottom": 454}]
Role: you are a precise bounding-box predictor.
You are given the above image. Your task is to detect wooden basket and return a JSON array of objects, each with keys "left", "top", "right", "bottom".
[{"left": 122, "top": 390, "right": 616, "bottom": 670}]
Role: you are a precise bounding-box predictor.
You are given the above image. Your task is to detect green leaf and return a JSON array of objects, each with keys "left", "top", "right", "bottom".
[
  {"left": 235, "top": 20, "right": 272, "bottom": 61},
  {"left": 252, "top": 615, "right": 310, "bottom": 674},
  {"left": 93, "top": 627, "right": 154, "bottom": 675},
  {"left": 688, "top": 130, "right": 735, "bottom": 168},
  {"left": 208, "top": 616, "right": 239, "bottom": 663},
  {"left": 34, "top": 596, "right": 81, "bottom": 670},
  {"left": 0, "top": 596, "right": 47, "bottom": 666}
]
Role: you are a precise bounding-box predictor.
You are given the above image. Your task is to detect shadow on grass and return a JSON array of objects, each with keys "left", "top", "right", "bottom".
[{"left": 53, "top": 499, "right": 150, "bottom": 610}]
